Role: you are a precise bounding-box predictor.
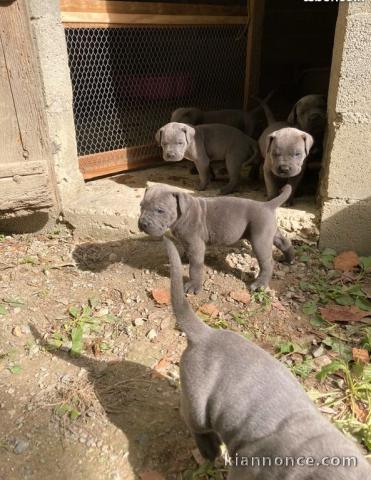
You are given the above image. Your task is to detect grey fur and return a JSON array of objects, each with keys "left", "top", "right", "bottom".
[
  {"left": 287, "top": 94, "right": 327, "bottom": 138},
  {"left": 170, "top": 92, "right": 275, "bottom": 138},
  {"left": 258, "top": 100, "right": 314, "bottom": 204},
  {"left": 163, "top": 235, "right": 371, "bottom": 479},
  {"left": 155, "top": 122, "right": 258, "bottom": 195},
  {"left": 138, "top": 184, "right": 294, "bottom": 292}
]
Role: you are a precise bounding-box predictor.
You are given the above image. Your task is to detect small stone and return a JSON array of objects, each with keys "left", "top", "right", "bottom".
[
  {"left": 312, "top": 345, "right": 325, "bottom": 358},
  {"left": 133, "top": 318, "right": 144, "bottom": 327},
  {"left": 108, "top": 253, "right": 117, "bottom": 262},
  {"left": 210, "top": 293, "right": 218, "bottom": 301},
  {"left": 146, "top": 329, "right": 157, "bottom": 341},
  {"left": 14, "top": 439, "right": 30, "bottom": 454}
]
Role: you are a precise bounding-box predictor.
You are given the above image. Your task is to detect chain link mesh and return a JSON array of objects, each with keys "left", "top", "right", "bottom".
[{"left": 65, "top": 26, "right": 247, "bottom": 158}]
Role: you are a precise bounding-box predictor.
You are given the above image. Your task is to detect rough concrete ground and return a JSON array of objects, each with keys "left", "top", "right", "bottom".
[
  {"left": 0, "top": 224, "right": 370, "bottom": 480},
  {"left": 63, "top": 161, "right": 320, "bottom": 241}
]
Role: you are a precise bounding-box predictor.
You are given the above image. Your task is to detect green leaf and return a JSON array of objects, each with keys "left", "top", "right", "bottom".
[
  {"left": 303, "top": 301, "right": 317, "bottom": 315},
  {"left": 355, "top": 296, "right": 371, "bottom": 312},
  {"left": 322, "top": 248, "right": 337, "bottom": 257},
  {"left": 276, "top": 341, "right": 295, "bottom": 354},
  {"left": 69, "top": 306, "right": 80, "bottom": 318},
  {"left": 8, "top": 364, "right": 22, "bottom": 374},
  {"left": 69, "top": 408, "right": 81, "bottom": 421},
  {"left": 291, "top": 359, "right": 313, "bottom": 379},
  {"left": 322, "top": 337, "right": 352, "bottom": 361},
  {"left": 299, "top": 255, "right": 310, "bottom": 263},
  {"left": 82, "top": 305, "right": 92, "bottom": 317},
  {"left": 360, "top": 256, "right": 371, "bottom": 272},
  {"left": 316, "top": 359, "right": 347, "bottom": 381},
  {"left": 335, "top": 294, "right": 354, "bottom": 306},
  {"left": 70, "top": 324, "right": 84, "bottom": 356},
  {"left": 0, "top": 304, "right": 6, "bottom": 316},
  {"left": 88, "top": 297, "right": 100, "bottom": 308}
]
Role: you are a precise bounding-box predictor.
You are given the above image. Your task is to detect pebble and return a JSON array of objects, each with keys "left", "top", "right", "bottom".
[
  {"left": 133, "top": 318, "right": 144, "bottom": 327},
  {"left": 147, "top": 329, "right": 157, "bottom": 341},
  {"left": 314, "top": 355, "right": 332, "bottom": 368},
  {"left": 312, "top": 345, "right": 325, "bottom": 358},
  {"left": 14, "top": 439, "right": 30, "bottom": 455},
  {"left": 210, "top": 293, "right": 218, "bottom": 301},
  {"left": 12, "top": 326, "right": 22, "bottom": 337}
]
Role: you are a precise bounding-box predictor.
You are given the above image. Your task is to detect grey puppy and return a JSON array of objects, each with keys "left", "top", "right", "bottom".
[
  {"left": 163, "top": 235, "right": 371, "bottom": 479},
  {"left": 258, "top": 103, "right": 313, "bottom": 204},
  {"left": 138, "top": 184, "right": 294, "bottom": 293},
  {"left": 287, "top": 94, "right": 327, "bottom": 138},
  {"left": 170, "top": 92, "right": 274, "bottom": 138},
  {"left": 155, "top": 122, "right": 258, "bottom": 195}
]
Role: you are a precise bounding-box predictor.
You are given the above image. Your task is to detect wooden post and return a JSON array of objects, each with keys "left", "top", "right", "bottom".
[{"left": 244, "top": 0, "right": 265, "bottom": 109}]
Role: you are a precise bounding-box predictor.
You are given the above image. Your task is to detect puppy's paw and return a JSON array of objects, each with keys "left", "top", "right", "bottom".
[
  {"left": 184, "top": 281, "right": 202, "bottom": 295},
  {"left": 250, "top": 280, "right": 268, "bottom": 291}
]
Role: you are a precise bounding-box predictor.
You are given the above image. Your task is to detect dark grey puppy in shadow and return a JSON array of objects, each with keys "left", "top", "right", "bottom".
[
  {"left": 163, "top": 236, "right": 371, "bottom": 480},
  {"left": 138, "top": 184, "right": 294, "bottom": 293}
]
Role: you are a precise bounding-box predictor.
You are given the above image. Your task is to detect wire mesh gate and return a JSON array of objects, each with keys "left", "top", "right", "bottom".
[{"left": 62, "top": 3, "right": 249, "bottom": 179}]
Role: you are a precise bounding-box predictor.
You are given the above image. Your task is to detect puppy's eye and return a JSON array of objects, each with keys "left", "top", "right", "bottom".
[
  {"left": 176, "top": 142, "right": 183, "bottom": 146},
  {"left": 155, "top": 207, "right": 165, "bottom": 214},
  {"left": 294, "top": 152, "right": 301, "bottom": 157}
]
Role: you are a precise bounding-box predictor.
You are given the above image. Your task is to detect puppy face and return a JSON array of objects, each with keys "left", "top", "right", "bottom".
[
  {"left": 170, "top": 107, "right": 201, "bottom": 125},
  {"left": 267, "top": 128, "right": 313, "bottom": 178},
  {"left": 155, "top": 122, "right": 194, "bottom": 162},
  {"left": 288, "top": 95, "right": 327, "bottom": 136},
  {"left": 138, "top": 185, "right": 189, "bottom": 237}
]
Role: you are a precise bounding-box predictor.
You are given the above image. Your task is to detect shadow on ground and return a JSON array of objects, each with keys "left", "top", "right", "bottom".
[{"left": 29, "top": 325, "right": 192, "bottom": 476}]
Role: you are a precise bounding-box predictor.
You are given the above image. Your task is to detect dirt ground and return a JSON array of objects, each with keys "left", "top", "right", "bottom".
[{"left": 0, "top": 223, "right": 370, "bottom": 479}]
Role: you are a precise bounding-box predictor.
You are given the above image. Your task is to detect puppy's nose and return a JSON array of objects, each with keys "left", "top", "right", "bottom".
[
  {"left": 278, "top": 165, "right": 290, "bottom": 174},
  {"left": 166, "top": 152, "right": 176, "bottom": 160},
  {"left": 138, "top": 218, "right": 148, "bottom": 231}
]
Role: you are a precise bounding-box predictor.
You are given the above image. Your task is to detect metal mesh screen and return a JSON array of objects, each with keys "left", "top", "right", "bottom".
[{"left": 65, "top": 25, "right": 247, "bottom": 159}]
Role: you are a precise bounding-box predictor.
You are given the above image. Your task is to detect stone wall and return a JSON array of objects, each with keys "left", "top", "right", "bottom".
[{"left": 320, "top": 1, "right": 371, "bottom": 255}]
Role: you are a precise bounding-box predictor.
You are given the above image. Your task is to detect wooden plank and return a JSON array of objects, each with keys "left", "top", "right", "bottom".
[
  {"left": 0, "top": 160, "right": 46, "bottom": 178},
  {"left": 61, "top": 11, "right": 247, "bottom": 26},
  {"left": 60, "top": 1, "right": 247, "bottom": 17},
  {"left": 79, "top": 145, "right": 164, "bottom": 180},
  {"left": 0, "top": 42, "right": 23, "bottom": 164},
  {"left": 0, "top": 0, "right": 55, "bottom": 210},
  {"left": 0, "top": 174, "right": 52, "bottom": 212},
  {"left": 244, "top": 0, "right": 265, "bottom": 109}
]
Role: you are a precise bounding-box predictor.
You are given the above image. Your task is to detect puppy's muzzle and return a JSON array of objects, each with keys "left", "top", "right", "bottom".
[
  {"left": 165, "top": 152, "right": 177, "bottom": 161},
  {"left": 138, "top": 217, "right": 150, "bottom": 232},
  {"left": 278, "top": 165, "right": 290, "bottom": 175}
]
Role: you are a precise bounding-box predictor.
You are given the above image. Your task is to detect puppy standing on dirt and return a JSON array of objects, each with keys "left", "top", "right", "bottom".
[
  {"left": 163, "top": 235, "right": 371, "bottom": 479},
  {"left": 138, "top": 184, "right": 294, "bottom": 293},
  {"left": 155, "top": 122, "right": 258, "bottom": 195},
  {"left": 258, "top": 102, "right": 314, "bottom": 205}
]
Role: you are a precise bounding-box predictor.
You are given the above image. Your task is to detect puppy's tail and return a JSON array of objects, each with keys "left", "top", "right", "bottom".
[
  {"left": 163, "top": 236, "right": 209, "bottom": 342},
  {"left": 266, "top": 184, "right": 292, "bottom": 209}
]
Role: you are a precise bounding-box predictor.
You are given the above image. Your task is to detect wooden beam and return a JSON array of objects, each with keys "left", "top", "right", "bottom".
[
  {"left": 79, "top": 144, "right": 164, "bottom": 180},
  {"left": 61, "top": 12, "right": 248, "bottom": 26},
  {"left": 244, "top": 0, "right": 265, "bottom": 109},
  {"left": 60, "top": 1, "right": 247, "bottom": 17}
]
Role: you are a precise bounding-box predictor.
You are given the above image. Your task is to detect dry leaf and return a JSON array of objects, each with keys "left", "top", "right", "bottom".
[
  {"left": 334, "top": 250, "right": 359, "bottom": 272},
  {"left": 151, "top": 288, "right": 171, "bottom": 306},
  {"left": 229, "top": 290, "right": 251, "bottom": 305},
  {"left": 139, "top": 471, "right": 165, "bottom": 480},
  {"left": 198, "top": 303, "right": 219, "bottom": 317},
  {"left": 151, "top": 355, "right": 173, "bottom": 378},
  {"left": 272, "top": 300, "right": 286, "bottom": 312},
  {"left": 352, "top": 347, "right": 369, "bottom": 364},
  {"left": 353, "top": 402, "right": 368, "bottom": 423},
  {"left": 319, "top": 304, "right": 369, "bottom": 323}
]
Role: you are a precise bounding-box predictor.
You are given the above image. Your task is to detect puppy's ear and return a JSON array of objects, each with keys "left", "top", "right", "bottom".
[
  {"left": 302, "top": 132, "right": 314, "bottom": 156},
  {"left": 155, "top": 127, "right": 164, "bottom": 146},
  {"left": 181, "top": 125, "right": 195, "bottom": 145},
  {"left": 266, "top": 133, "right": 276, "bottom": 155},
  {"left": 287, "top": 103, "right": 298, "bottom": 125},
  {"left": 173, "top": 191, "right": 190, "bottom": 217}
]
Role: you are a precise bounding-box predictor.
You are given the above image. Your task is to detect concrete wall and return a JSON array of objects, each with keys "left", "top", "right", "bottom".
[
  {"left": 27, "top": 0, "right": 84, "bottom": 208},
  {"left": 320, "top": 1, "right": 371, "bottom": 255}
]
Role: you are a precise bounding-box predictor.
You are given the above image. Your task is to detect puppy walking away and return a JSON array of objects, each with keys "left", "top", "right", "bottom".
[{"left": 163, "top": 236, "right": 371, "bottom": 479}]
